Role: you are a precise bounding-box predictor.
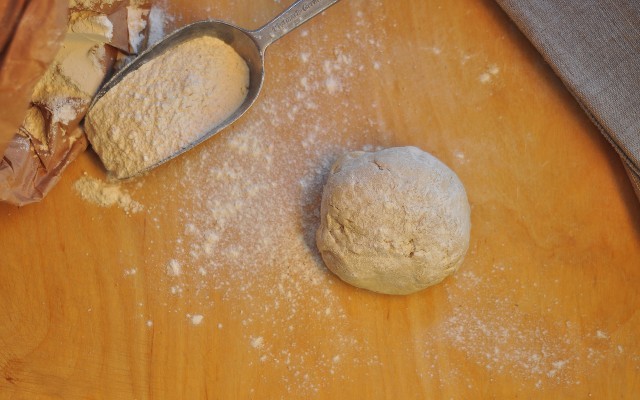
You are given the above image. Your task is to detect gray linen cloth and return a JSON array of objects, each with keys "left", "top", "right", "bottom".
[{"left": 496, "top": 1, "right": 640, "bottom": 200}]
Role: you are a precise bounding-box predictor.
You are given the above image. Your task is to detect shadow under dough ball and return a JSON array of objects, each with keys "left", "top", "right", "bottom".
[{"left": 316, "top": 146, "right": 471, "bottom": 295}]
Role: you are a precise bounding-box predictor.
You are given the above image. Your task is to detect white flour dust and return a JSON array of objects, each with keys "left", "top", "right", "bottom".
[
  {"left": 74, "top": 174, "right": 143, "bottom": 213},
  {"left": 66, "top": 1, "right": 637, "bottom": 397},
  {"left": 418, "top": 261, "right": 629, "bottom": 392},
  {"left": 114, "top": 2, "right": 392, "bottom": 395}
]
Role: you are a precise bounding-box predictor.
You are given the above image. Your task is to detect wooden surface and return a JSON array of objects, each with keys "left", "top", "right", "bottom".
[{"left": 2, "top": 0, "right": 640, "bottom": 398}]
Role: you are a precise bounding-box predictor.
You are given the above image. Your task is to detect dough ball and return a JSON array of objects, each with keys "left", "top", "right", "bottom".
[{"left": 316, "top": 146, "right": 471, "bottom": 295}]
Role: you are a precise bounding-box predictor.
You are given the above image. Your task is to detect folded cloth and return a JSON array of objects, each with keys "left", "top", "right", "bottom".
[{"left": 496, "top": 0, "right": 640, "bottom": 200}]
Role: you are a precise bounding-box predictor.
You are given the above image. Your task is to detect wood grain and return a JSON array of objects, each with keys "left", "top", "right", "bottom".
[{"left": 1, "top": 0, "right": 640, "bottom": 398}]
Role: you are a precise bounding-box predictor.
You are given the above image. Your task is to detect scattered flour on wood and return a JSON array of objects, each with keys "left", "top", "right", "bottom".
[
  {"left": 166, "top": 259, "right": 182, "bottom": 276},
  {"left": 126, "top": 1, "right": 390, "bottom": 396},
  {"left": 250, "top": 336, "right": 265, "bottom": 349},
  {"left": 419, "top": 261, "right": 628, "bottom": 391},
  {"left": 73, "top": 173, "right": 143, "bottom": 213},
  {"left": 479, "top": 64, "right": 500, "bottom": 84},
  {"left": 89, "top": 1, "right": 633, "bottom": 396}
]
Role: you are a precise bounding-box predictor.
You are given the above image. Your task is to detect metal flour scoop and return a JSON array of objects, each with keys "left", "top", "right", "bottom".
[{"left": 87, "top": 0, "right": 341, "bottom": 179}]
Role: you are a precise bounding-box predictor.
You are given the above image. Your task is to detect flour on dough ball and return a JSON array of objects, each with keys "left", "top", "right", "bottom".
[{"left": 316, "top": 146, "right": 471, "bottom": 295}]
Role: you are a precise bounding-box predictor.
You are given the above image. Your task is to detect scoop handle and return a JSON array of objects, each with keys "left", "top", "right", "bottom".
[{"left": 251, "top": 0, "right": 340, "bottom": 50}]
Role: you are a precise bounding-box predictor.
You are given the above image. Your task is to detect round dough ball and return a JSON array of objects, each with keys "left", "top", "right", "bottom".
[{"left": 316, "top": 146, "right": 471, "bottom": 295}]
